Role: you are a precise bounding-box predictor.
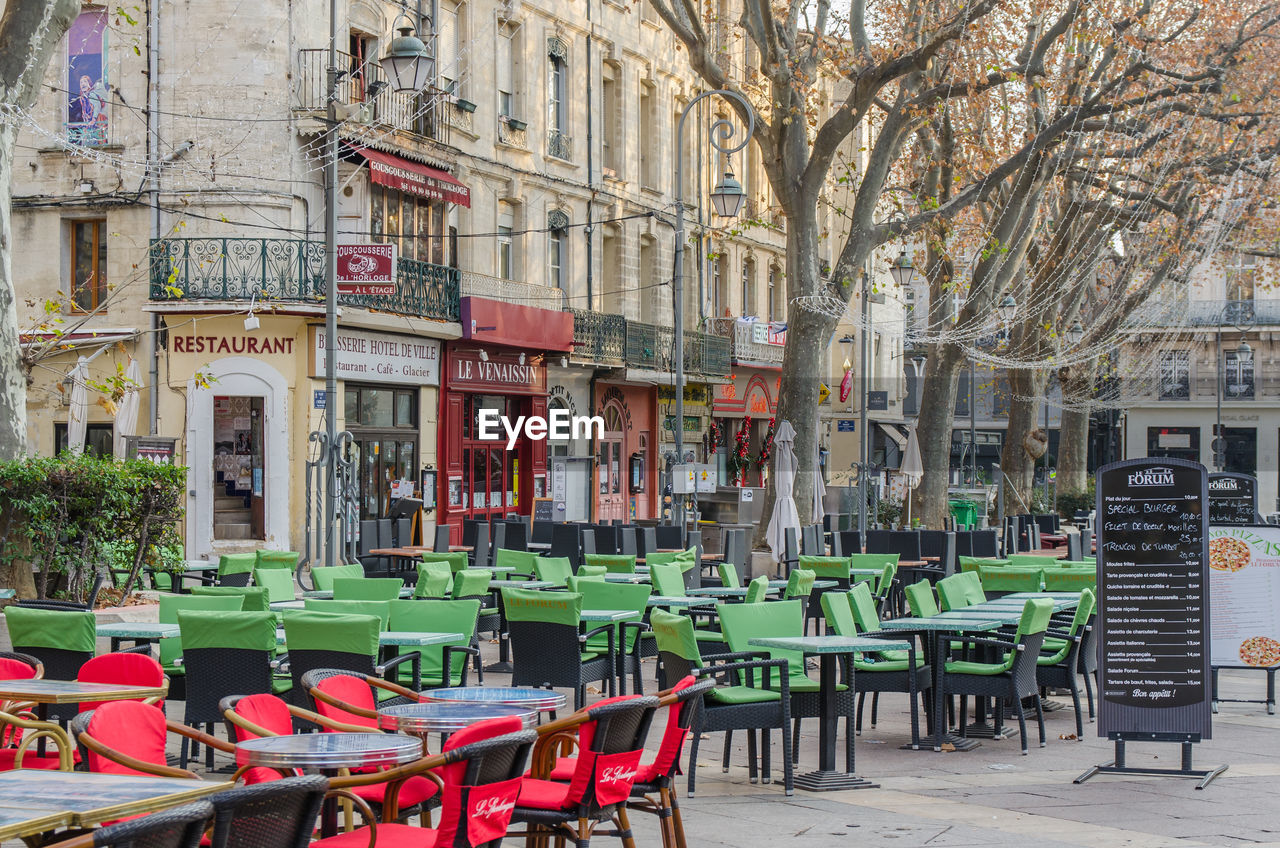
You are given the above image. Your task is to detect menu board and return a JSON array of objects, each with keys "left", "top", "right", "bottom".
[
  {"left": 1208, "top": 524, "right": 1280, "bottom": 669},
  {"left": 1208, "top": 473, "right": 1259, "bottom": 526},
  {"left": 1096, "top": 458, "right": 1211, "bottom": 740},
  {"left": 532, "top": 497, "right": 555, "bottom": 524}
]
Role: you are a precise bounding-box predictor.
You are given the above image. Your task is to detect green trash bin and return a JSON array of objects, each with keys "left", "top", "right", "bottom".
[{"left": 949, "top": 499, "right": 978, "bottom": 529}]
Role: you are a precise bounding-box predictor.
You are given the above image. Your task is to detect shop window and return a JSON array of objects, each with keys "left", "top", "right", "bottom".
[
  {"left": 370, "top": 184, "right": 441, "bottom": 263},
  {"left": 1224, "top": 350, "right": 1254, "bottom": 399},
  {"left": 1158, "top": 351, "right": 1190, "bottom": 400},
  {"left": 1147, "top": 426, "right": 1199, "bottom": 463},
  {"left": 54, "top": 422, "right": 113, "bottom": 457},
  {"left": 70, "top": 219, "right": 107, "bottom": 312},
  {"left": 344, "top": 385, "right": 418, "bottom": 429},
  {"left": 497, "top": 204, "right": 515, "bottom": 280}
]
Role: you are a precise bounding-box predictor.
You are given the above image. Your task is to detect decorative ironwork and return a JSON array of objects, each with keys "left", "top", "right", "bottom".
[
  {"left": 547, "top": 209, "right": 570, "bottom": 231},
  {"left": 570, "top": 309, "right": 625, "bottom": 365},
  {"left": 497, "top": 118, "right": 528, "bottom": 148},
  {"left": 149, "top": 238, "right": 459, "bottom": 322},
  {"left": 622, "top": 321, "right": 729, "bottom": 377},
  {"left": 547, "top": 129, "right": 573, "bottom": 160},
  {"left": 547, "top": 36, "right": 569, "bottom": 61},
  {"left": 295, "top": 49, "right": 446, "bottom": 143},
  {"left": 1127, "top": 298, "right": 1277, "bottom": 327},
  {"left": 460, "top": 270, "right": 564, "bottom": 309}
]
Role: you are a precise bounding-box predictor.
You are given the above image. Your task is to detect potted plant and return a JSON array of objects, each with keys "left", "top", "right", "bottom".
[
  {"left": 455, "top": 98, "right": 477, "bottom": 113},
  {"left": 505, "top": 117, "right": 527, "bottom": 132}
]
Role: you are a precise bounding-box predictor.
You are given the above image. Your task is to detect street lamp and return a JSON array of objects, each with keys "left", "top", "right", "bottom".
[
  {"left": 1066, "top": 320, "right": 1084, "bottom": 346},
  {"left": 672, "top": 91, "right": 754, "bottom": 533},
  {"left": 997, "top": 294, "right": 1018, "bottom": 323},
  {"left": 1214, "top": 304, "right": 1256, "bottom": 471},
  {"left": 318, "top": 9, "right": 434, "bottom": 569},
  {"left": 888, "top": 250, "right": 915, "bottom": 288}
]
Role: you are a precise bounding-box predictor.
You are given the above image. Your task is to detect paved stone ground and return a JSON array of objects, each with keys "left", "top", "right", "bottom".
[{"left": 5, "top": 607, "right": 1278, "bottom": 847}]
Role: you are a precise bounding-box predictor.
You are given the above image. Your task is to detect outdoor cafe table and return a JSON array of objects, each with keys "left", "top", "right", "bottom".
[
  {"left": 485, "top": 580, "right": 555, "bottom": 673},
  {"left": 95, "top": 621, "right": 180, "bottom": 651},
  {"left": 236, "top": 733, "right": 422, "bottom": 836},
  {"left": 378, "top": 702, "right": 537, "bottom": 740},
  {"left": 686, "top": 586, "right": 780, "bottom": 599},
  {"left": 0, "top": 680, "right": 168, "bottom": 755},
  {"left": 875, "top": 616, "right": 1007, "bottom": 752},
  {"left": 425, "top": 686, "right": 567, "bottom": 713},
  {"left": 748, "top": 635, "right": 913, "bottom": 791},
  {"left": 645, "top": 596, "right": 718, "bottom": 609},
  {"left": 603, "top": 573, "right": 651, "bottom": 584},
  {"left": 0, "top": 770, "right": 231, "bottom": 841},
  {"left": 302, "top": 587, "right": 415, "bottom": 600}
]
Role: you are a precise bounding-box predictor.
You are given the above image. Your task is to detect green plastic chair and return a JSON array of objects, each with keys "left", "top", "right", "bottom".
[
  {"left": 743, "top": 574, "right": 770, "bottom": 604},
  {"left": 849, "top": 553, "right": 899, "bottom": 572},
  {"left": 978, "top": 566, "right": 1043, "bottom": 594},
  {"left": 501, "top": 588, "right": 612, "bottom": 709},
  {"left": 718, "top": 600, "right": 821, "bottom": 695},
  {"left": 311, "top": 564, "right": 364, "bottom": 592},
  {"left": 387, "top": 599, "right": 479, "bottom": 688},
  {"left": 650, "top": 608, "right": 792, "bottom": 794},
  {"left": 649, "top": 563, "right": 686, "bottom": 597},
  {"left": 958, "top": 556, "right": 1010, "bottom": 573},
  {"left": 494, "top": 549, "right": 540, "bottom": 574},
  {"left": 451, "top": 569, "right": 491, "bottom": 601},
  {"left": 644, "top": 551, "right": 681, "bottom": 566},
  {"left": 575, "top": 580, "right": 653, "bottom": 694},
  {"left": 253, "top": 567, "right": 296, "bottom": 604},
  {"left": 872, "top": 562, "right": 898, "bottom": 611},
  {"left": 797, "top": 556, "right": 851, "bottom": 581},
  {"left": 415, "top": 561, "right": 454, "bottom": 598},
  {"left": 957, "top": 571, "right": 987, "bottom": 604},
  {"left": 941, "top": 598, "right": 1054, "bottom": 753},
  {"left": 937, "top": 573, "right": 973, "bottom": 611},
  {"left": 1005, "top": 554, "right": 1059, "bottom": 567},
  {"left": 157, "top": 594, "right": 244, "bottom": 682},
  {"left": 281, "top": 610, "right": 416, "bottom": 693},
  {"left": 421, "top": 552, "right": 470, "bottom": 573},
  {"left": 903, "top": 580, "right": 940, "bottom": 618},
  {"left": 4, "top": 607, "right": 97, "bottom": 723},
  {"left": 333, "top": 577, "right": 403, "bottom": 601},
  {"left": 566, "top": 574, "right": 607, "bottom": 593},
  {"left": 784, "top": 569, "right": 816, "bottom": 603},
  {"left": 217, "top": 553, "right": 257, "bottom": 586},
  {"left": 1043, "top": 570, "right": 1096, "bottom": 592},
  {"left": 718, "top": 563, "right": 741, "bottom": 588},
  {"left": 821, "top": 590, "right": 922, "bottom": 677},
  {"left": 578, "top": 565, "right": 608, "bottom": 578},
  {"left": 191, "top": 585, "right": 270, "bottom": 612},
  {"left": 533, "top": 556, "right": 574, "bottom": 587},
  {"left": 255, "top": 550, "right": 299, "bottom": 570},
  {"left": 1036, "top": 589, "right": 1097, "bottom": 737},
  {"left": 302, "top": 599, "right": 391, "bottom": 629},
  {"left": 584, "top": 554, "right": 636, "bottom": 574}
]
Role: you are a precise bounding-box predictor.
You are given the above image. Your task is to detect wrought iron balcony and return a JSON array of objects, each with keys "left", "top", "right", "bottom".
[
  {"left": 624, "top": 321, "right": 731, "bottom": 378},
  {"left": 570, "top": 309, "right": 626, "bottom": 366},
  {"left": 547, "top": 129, "right": 573, "bottom": 160},
  {"left": 149, "top": 238, "right": 459, "bottom": 322},
  {"left": 460, "top": 271, "right": 565, "bottom": 309},
  {"left": 1126, "top": 299, "right": 1280, "bottom": 327},
  {"left": 295, "top": 49, "right": 445, "bottom": 143},
  {"left": 708, "top": 317, "right": 785, "bottom": 366}
]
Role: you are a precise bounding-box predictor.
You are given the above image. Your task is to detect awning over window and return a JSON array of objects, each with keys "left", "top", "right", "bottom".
[
  {"left": 347, "top": 144, "right": 471, "bottom": 207},
  {"left": 878, "top": 422, "right": 908, "bottom": 449}
]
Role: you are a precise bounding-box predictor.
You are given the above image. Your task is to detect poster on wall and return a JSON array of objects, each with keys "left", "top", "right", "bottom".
[
  {"left": 66, "top": 10, "right": 109, "bottom": 146},
  {"left": 1208, "top": 525, "right": 1280, "bottom": 669}
]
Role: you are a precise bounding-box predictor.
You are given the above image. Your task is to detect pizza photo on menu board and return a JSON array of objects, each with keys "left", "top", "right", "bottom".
[{"left": 1208, "top": 525, "right": 1280, "bottom": 669}]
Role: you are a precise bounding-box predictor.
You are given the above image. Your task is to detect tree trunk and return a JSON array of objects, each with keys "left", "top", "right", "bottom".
[
  {"left": 0, "top": 124, "right": 26, "bottom": 462},
  {"left": 1057, "top": 362, "right": 1096, "bottom": 496},
  {"left": 1000, "top": 369, "right": 1048, "bottom": 512},
  {"left": 911, "top": 342, "right": 964, "bottom": 528}
]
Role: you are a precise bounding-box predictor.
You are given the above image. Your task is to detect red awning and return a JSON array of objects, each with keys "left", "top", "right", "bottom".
[{"left": 348, "top": 144, "right": 471, "bottom": 208}]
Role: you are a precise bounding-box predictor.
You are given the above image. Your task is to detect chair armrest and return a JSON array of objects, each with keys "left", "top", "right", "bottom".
[
  {"left": 1044, "top": 629, "right": 1080, "bottom": 642},
  {"left": 703, "top": 650, "right": 770, "bottom": 663},
  {"left": 308, "top": 687, "right": 381, "bottom": 720},
  {"left": 693, "top": 658, "right": 791, "bottom": 698},
  {"left": 620, "top": 621, "right": 650, "bottom": 653},
  {"left": 77, "top": 731, "right": 200, "bottom": 779},
  {"left": 946, "top": 634, "right": 1018, "bottom": 652},
  {"left": 270, "top": 653, "right": 289, "bottom": 672},
  {"left": 167, "top": 720, "right": 236, "bottom": 754},
  {"left": 580, "top": 625, "right": 616, "bottom": 661},
  {"left": 376, "top": 651, "right": 421, "bottom": 691},
  {"left": 289, "top": 704, "right": 381, "bottom": 735}
]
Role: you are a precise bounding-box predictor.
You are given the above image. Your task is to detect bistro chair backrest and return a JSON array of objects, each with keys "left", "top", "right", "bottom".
[
  {"left": 452, "top": 569, "right": 492, "bottom": 600},
  {"left": 158, "top": 594, "right": 244, "bottom": 671},
  {"left": 743, "top": 574, "right": 770, "bottom": 604},
  {"left": 281, "top": 612, "right": 381, "bottom": 692},
  {"left": 434, "top": 523, "right": 453, "bottom": 552},
  {"left": 431, "top": 718, "right": 536, "bottom": 847},
  {"left": 302, "top": 669, "right": 379, "bottom": 730},
  {"left": 472, "top": 523, "right": 491, "bottom": 570},
  {"left": 1007, "top": 554, "right": 1059, "bottom": 566},
  {"left": 798, "top": 555, "right": 851, "bottom": 582},
  {"left": 783, "top": 527, "right": 800, "bottom": 571},
  {"left": 936, "top": 573, "right": 973, "bottom": 612},
  {"left": 462, "top": 519, "right": 481, "bottom": 548},
  {"left": 619, "top": 528, "right": 637, "bottom": 556},
  {"left": 531, "top": 520, "right": 554, "bottom": 546},
  {"left": 835, "top": 530, "right": 862, "bottom": 557},
  {"left": 784, "top": 568, "right": 816, "bottom": 601},
  {"left": 719, "top": 600, "right": 808, "bottom": 692},
  {"left": 5, "top": 606, "right": 96, "bottom": 681},
  {"left": 885, "top": 530, "right": 922, "bottom": 561},
  {"left": 192, "top": 586, "right": 271, "bottom": 612},
  {"left": 205, "top": 775, "right": 328, "bottom": 848},
  {"left": 580, "top": 528, "right": 597, "bottom": 558},
  {"left": 87, "top": 801, "right": 213, "bottom": 848},
  {"left": 76, "top": 700, "right": 170, "bottom": 776},
  {"left": 649, "top": 563, "right": 686, "bottom": 597},
  {"left": 489, "top": 522, "right": 507, "bottom": 564},
  {"left": 800, "top": 524, "right": 823, "bottom": 556},
  {"left": 819, "top": 591, "right": 858, "bottom": 637},
  {"left": 422, "top": 551, "right": 470, "bottom": 573},
  {"left": 502, "top": 519, "right": 528, "bottom": 552},
  {"left": 178, "top": 611, "right": 278, "bottom": 722},
  {"left": 0, "top": 651, "right": 41, "bottom": 680},
  {"left": 309, "top": 564, "right": 364, "bottom": 592},
  {"left": 332, "top": 577, "right": 403, "bottom": 601},
  {"left": 978, "top": 565, "right": 1043, "bottom": 594},
  {"left": 865, "top": 529, "right": 891, "bottom": 554},
  {"left": 846, "top": 582, "right": 882, "bottom": 633},
  {"left": 255, "top": 550, "right": 299, "bottom": 571},
  {"left": 301, "top": 599, "right": 390, "bottom": 629},
  {"left": 389, "top": 598, "right": 479, "bottom": 687},
  {"left": 655, "top": 524, "right": 684, "bottom": 551},
  {"left": 1043, "top": 570, "right": 1097, "bottom": 592},
  {"left": 904, "top": 579, "right": 940, "bottom": 618},
  {"left": 550, "top": 523, "right": 581, "bottom": 567},
  {"left": 585, "top": 554, "right": 636, "bottom": 574},
  {"left": 415, "top": 560, "right": 454, "bottom": 598},
  {"left": 377, "top": 520, "right": 394, "bottom": 551},
  {"left": 77, "top": 652, "right": 167, "bottom": 713},
  {"left": 969, "top": 529, "right": 999, "bottom": 558},
  {"left": 218, "top": 553, "right": 257, "bottom": 587},
  {"left": 718, "top": 562, "right": 741, "bottom": 589},
  {"left": 534, "top": 556, "right": 574, "bottom": 587},
  {"left": 252, "top": 568, "right": 295, "bottom": 605},
  {"left": 395, "top": 517, "right": 413, "bottom": 548},
  {"left": 638, "top": 526, "right": 658, "bottom": 559}
]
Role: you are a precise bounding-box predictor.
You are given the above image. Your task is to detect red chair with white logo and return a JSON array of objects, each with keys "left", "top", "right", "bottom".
[
  {"left": 511, "top": 695, "right": 658, "bottom": 848},
  {"left": 314, "top": 715, "right": 537, "bottom": 848}
]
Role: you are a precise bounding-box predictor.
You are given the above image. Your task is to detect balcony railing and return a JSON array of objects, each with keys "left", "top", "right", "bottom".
[
  {"left": 624, "top": 321, "right": 731, "bottom": 378},
  {"left": 1126, "top": 299, "right": 1280, "bottom": 327},
  {"left": 295, "top": 49, "right": 444, "bottom": 143},
  {"left": 570, "top": 309, "right": 625, "bottom": 365},
  {"left": 498, "top": 117, "right": 528, "bottom": 149},
  {"left": 460, "top": 271, "right": 566, "bottom": 310},
  {"left": 149, "top": 238, "right": 459, "bottom": 322},
  {"left": 708, "top": 317, "right": 785, "bottom": 366},
  {"left": 547, "top": 129, "right": 573, "bottom": 160}
]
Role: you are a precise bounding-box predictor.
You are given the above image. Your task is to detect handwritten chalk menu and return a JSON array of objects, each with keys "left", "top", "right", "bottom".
[
  {"left": 1208, "top": 525, "right": 1280, "bottom": 669},
  {"left": 532, "top": 498, "right": 555, "bottom": 524},
  {"left": 1096, "top": 458, "right": 1211, "bottom": 739},
  {"left": 1208, "top": 473, "right": 1259, "bottom": 526}
]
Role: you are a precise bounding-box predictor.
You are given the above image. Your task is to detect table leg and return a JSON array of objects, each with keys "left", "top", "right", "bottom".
[
  {"left": 916, "top": 631, "right": 981, "bottom": 753},
  {"left": 320, "top": 769, "right": 339, "bottom": 837},
  {"left": 485, "top": 594, "right": 514, "bottom": 674},
  {"left": 793, "top": 653, "right": 876, "bottom": 792},
  {"left": 962, "top": 643, "right": 1017, "bottom": 740}
]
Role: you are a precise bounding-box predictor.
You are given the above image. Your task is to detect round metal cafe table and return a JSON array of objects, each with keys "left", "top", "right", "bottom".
[
  {"left": 424, "top": 686, "right": 567, "bottom": 712},
  {"left": 378, "top": 702, "right": 537, "bottom": 737}
]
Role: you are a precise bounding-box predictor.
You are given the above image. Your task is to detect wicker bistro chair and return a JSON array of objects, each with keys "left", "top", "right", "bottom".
[
  {"left": 4, "top": 607, "right": 96, "bottom": 723},
  {"left": 333, "top": 578, "right": 404, "bottom": 601},
  {"left": 216, "top": 553, "right": 258, "bottom": 587},
  {"left": 502, "top": 588, "right": 618, "bottom": 710},
  {"left": 941, "top": 598, "right": 1055, "bottom": 754},
  {"left": 157, "top": 594, "right": 245, "bottom": 700},
  {"left": 822, "top": 587, "right": 931, "bottom": 737},
  {"left": 650, "top": 610, "right": 793, "bottom": 796},
  {"left": 220, "top": 693, "right": 439, "bottom": 821},
  {"left": 977, "top": 566, "right": 1044, "bottom": 598},
  {"left": 256, "top": 550, "right": 300, "bottom": 571},
  {"left": 797, "top": 556, "right": 852, "bottom": 635},
  {"left": 421, "top": 551, "right": 471, "bottom": 575},
  {"left": 511, "top": 695, "right": 658, "bottom": 848},
  {"left": 0, "top": 650, "right": 68, "bottom": 772},
  {"left": 584, "top": 554, "right": 637, "bottom": 574},
  {"left": 573, "top": 581, "right": 653, "bottom": 696},
  {"left": 452, "top": 569, "right": 501, "bottom": 651},
  {"left": 310, "top": 564, "right": 365, "bottom": 592},
  {"left": 76, "top": 653, "right": 168, "bottom": 713},
  {"left": 415, "top": 560, "right": 455, "bottom": 598},
  {"left": 387, "top": 599, "right": 481, "bottom": 689},
  {"left": 278, "top": 611, "right": 421, "bottom": 702},
  {"left": 44, "top": 800, "right": 214, "bottom": 848},
  {"left": 936, "top": 572, "right": 986, "bottom": 611},
  {"left": 176, "top": 610, "right": 285, "bottom": 768},
  {"left": 311, "top": 717, "right": 537, "bottom": 848},
  {"left": 717, "top": 600, "right": 856, "bottom": 771},
  {"left": 70, "top": 700, "right": 234, "bottom": 779},
  {"left": 533, "top": 556, "right": 575, "bottom": 587},
  {"left": 1035, "top": 589, "right": 1097, "bottom": 739},
  {"left": 191, "top": 585, "right": 271, "bottom": 612},
  {"left": 253, "top": 568, "right": 296, "bottom": 606},
  {"left": 203, "top": 775, "right": 329, "bottom": 848},
  {"left": 301, "top": 669, "right": 422, "bottom": 729}
]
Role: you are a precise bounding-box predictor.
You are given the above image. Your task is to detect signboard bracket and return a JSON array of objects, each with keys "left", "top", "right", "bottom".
[
  {"left": 1074, "top": 735, "right": 1227, "bottom": 790},
  {"left": 1211, "top": 666, "right": 1277, "bottom": 715}
]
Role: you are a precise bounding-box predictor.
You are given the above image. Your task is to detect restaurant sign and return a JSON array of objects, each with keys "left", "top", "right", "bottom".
[
  {"left": 448, "top": 349, "right": 546, "bottom": 395},
  {"left": 335, "top": 244, "right": 396, "bottom": 296},
  {"left": 310, "top": 327, "right": 440, "bottom": 386}
]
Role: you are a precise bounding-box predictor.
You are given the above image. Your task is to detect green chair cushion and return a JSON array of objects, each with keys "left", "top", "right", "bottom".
[
  {"left": 302, "top": 599, "right": 391, "bottom": 629},
  {"left": 421, "top": 552, "right": 469, "bottom": 573},
  {"left": 584, "top": 554, "right": 636, "bottom": 574},
  {"left": 707, "top": 686, "right": 783, "bottom": 705},
  {"left": 797, "top": 556, "right": 852, "bottom": 580},
  {"left": 533, "top": 557, "right": 574, "bottom": 587},
  {"left": 282, "top": 611, "right": 380, "bottom": 655},
  {"left": 334, "top": 577, "right": 403, "bottom": 601},
  {"left": 178, "top": 611, "right": 278, "bottom": 651},
  {"left": 945, "top": 659, "right": 1010, "bottom": 676},
  {"left": 254, "top": 568, "right": 296, "bottom": 604},
  {"left": 218, "top": 553, "right": 257, "bottom": 578}
]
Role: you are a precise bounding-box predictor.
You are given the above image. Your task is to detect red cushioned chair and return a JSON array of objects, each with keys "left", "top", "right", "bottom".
[
  {"left": 0, "top": 651, "right": 68, "bottom": 771},
  {"left": 301, "top": 668, "right": 423, "bottom": 729},
  {"left": 77, "top": 652, "right": 168, "bottom": 712},
  {"left": 511, "top": 695, "right": 658, "bottom": 848},
  {"left": 316, "top": 715, "right": 536, "bottom": 848},
  {"left": 70, "top": 700, "right": 231, "bottom": 779},
  {"left": 220, "top": 693, "right": 441, "bottom": 823}
]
